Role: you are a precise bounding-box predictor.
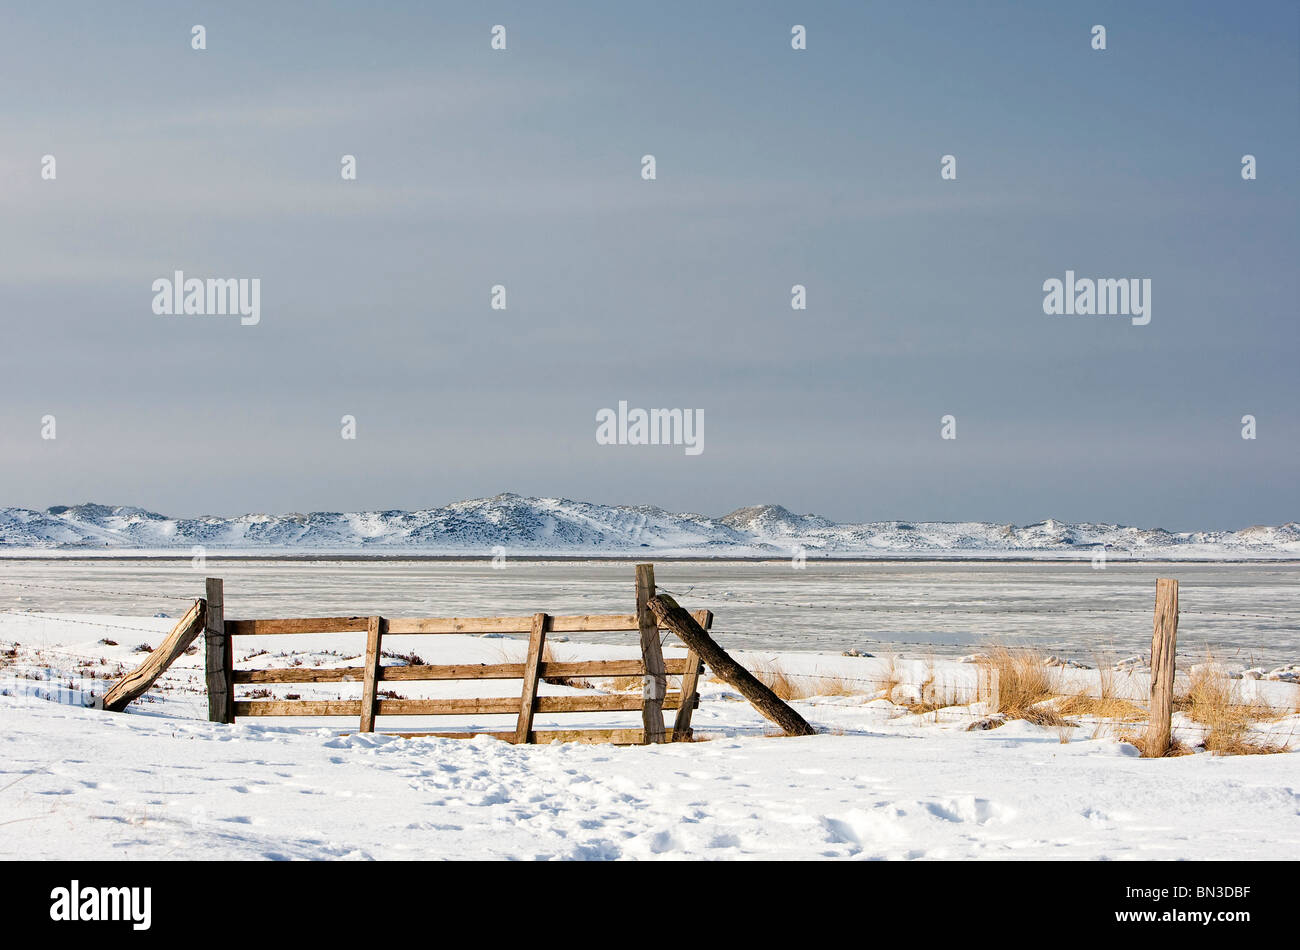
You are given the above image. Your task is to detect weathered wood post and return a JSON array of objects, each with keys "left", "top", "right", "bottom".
[
  {"left": 359, "top": 615, "right": 385, "bottom": 733},
  {"left": 672, "top": 610, "right": 711, "bottom": 739},
  {"left": 636, "top": 564, "right": 668, "bottom": 743},
  {"left": 1143, "top": 578, "right": 1179, "bottom": 756},
  {"left": 514, "top": 612, "right": 549, "bottom": 744},
  {"left": 204, "top": 577, "right": 233, "bottom": 724},
  {"left": 648, "top": 593, "right": 817, "bottom": 737},
  {"left": 104, "top": 598, "right": 207, "bottom": 712}
]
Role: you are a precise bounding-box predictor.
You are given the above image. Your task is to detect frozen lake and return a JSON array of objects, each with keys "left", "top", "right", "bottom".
[{"left": 1, "top": 559, "right": 1297, "bottom": 667}]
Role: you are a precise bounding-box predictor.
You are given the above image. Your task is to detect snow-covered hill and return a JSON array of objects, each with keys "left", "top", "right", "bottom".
[{"left": 1, "top": 494, "right": 1296, "bottom": 558}]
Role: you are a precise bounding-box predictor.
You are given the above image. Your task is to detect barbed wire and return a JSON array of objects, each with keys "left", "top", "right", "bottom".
[
  {"left": 0, "top": 579, "right": 200, "bottom": 602},
  {"left": 0, "top": 611, "right": 176, "bottom": 638},
  {"left": 2, "top": 575, "right": 1296, "bottom": 680},
  {"left": 13, "top": 571, "right": 1282, "bottom": 720},
  {"left": 2, "top": 576, "right": 1284, "bottom": 622}
]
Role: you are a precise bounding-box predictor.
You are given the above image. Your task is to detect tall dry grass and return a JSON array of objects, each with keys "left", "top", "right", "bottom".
[
  {"left": 752, "top": 659, "right": 797, "bottom": 700},
  {"left": 1175, "top": 660, "right": 1291, "bottom": 755},
  {"left": 879, "top": 655, "right": 901, "bottom": 703},
  {"left": 752, "top": 655, "right": 968, "bottom": 714},
  {"left": 1124, "top": 730, "right": 1193, "bottom": 758},
  {"left": 751, "top": 660, "right": 862, "bottom": 701},
  {"left": 978, "top": 646, "right": 1071, "bottom": 727},
  {"left": 1056, "top": 665, "right": 1145, "bottom": 722}
]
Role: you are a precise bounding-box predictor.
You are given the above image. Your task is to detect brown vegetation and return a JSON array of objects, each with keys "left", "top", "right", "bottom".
[
  {"left": 1175, "top": 660, "right": 1292, "bottom": 755},
  {"left": 751, "top": 660, "right": 867, "bottom": 702},
  {"left": 1056, "top": 667, "right": 1145, "bottom": 722},
  {"left": 977, "top": 646, "right": 1072, "bottom": 727}
]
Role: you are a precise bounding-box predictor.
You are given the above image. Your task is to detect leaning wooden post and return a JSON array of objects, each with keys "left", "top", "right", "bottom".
[
  {"left": 104, "top": 598, "right": 207, "bottom": 712},
  {"left": 359, "top": 616, "right": 385, "bottom": 733},
  {"left": 636, "top": 564, "right": 668, "bottom": 744},
  {"left": 204, "top": 577, "right": 233, "bottom": 724},
  {"left": 1143, "top": 578, "right": 1179, "bottom": 756},
  {"left": 647, "top": 594, "right": 816, "bottom": 737}
]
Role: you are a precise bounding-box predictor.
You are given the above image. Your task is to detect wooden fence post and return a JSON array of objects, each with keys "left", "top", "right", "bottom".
[
  {"left": 672, "top": 610, "right": 711, "bottom": 739},
  {"left": 204, "top": 577, "right": 233, "bottom": 724},
  {"left": 636, "top": 564, "right": 668, "bottom": 744},
  {"left": 359, "top": 616, "right": 385, "bottom": 733},
  {"left": 1143, "top": 578, "right": 1179, "bottom": 756},
  {"left": 514, "top": 612, "right": 549, "bottom": 744}
]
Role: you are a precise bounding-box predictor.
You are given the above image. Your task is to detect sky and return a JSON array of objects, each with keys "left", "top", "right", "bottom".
[{"left": 1, "top": 1, "right": 1297, "bottom": 529}]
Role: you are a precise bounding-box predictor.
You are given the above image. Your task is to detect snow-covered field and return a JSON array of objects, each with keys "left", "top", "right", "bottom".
[{"left": 2, "top": 612, "right": 1297, "bottom": 860}]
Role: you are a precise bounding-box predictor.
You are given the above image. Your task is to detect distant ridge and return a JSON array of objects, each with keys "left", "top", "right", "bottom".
[{"left": 2, "top": 494, "right": 1296, "bottom": 559}]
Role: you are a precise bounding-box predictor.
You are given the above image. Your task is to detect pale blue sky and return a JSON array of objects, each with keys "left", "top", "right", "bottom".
[{"left": 1, "top": 1, "right": 1296, "bottom": 529}]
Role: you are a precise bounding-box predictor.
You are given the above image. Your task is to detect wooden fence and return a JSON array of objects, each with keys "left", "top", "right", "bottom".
[
  {"left": 98, "top": 571, "right": 1215, "bottom": 753},
  {"left": 203, "top": 565, "right": 716, "bottom": 745}
]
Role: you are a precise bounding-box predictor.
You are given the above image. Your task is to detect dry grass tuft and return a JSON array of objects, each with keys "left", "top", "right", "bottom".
[
  {"left": 751, "top": 661, "right": 867, "bottom": 702},
  {"left": 539, "top": 644, "right": 594, "bottom": 689},
  {"left": 752, "top": 659, "right": 797, "bottom": 700},
  {"left": 1056, "top": 667, "right": 1144, "bottom": 721},
  {"left": 1175, "top": 659, "right": 1293, "bottom": 755},
  {"left": 905, "top": 664, "right": 938, "bottom": 715},
  {"left": 978, "top": 646, "right": 1071, "bottom": 726},
  {"left": 807, "top": 673, "right": 861, "bottom": 698},
  {"left": 1177, "top": 662, "right": 1277, "bottom": 726},
  {"left": 878, "top": 655, "right": 901, "bottom": 704},
  {"left": 1200, "top": 729, "right": 1292, "bottom": 756},
  {"left": 1124, "top": 731, "right": 1194, "bottom": 757},
  {"left": 1056, "top": 693, "right": 1145, "bottom": 721},
  {"left": 1019, "top": 706, "right": 1073, "bottom": 728},
  {"left": 382, "top": 649, "right": 426, "bottom": 667}
]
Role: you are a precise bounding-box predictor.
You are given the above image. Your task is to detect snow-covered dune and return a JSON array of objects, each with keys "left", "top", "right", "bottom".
[{"left": 1, "top": 494, "right": 1297, "bottom": 558}]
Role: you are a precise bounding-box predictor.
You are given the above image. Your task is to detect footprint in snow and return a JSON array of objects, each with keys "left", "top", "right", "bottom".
[
  {"left": 923, "top": 797, "right": 1012, "bottom": 825},
  {"left": 646, "top": 830, "right": 679, "bottom": 854},
  {"left": 820, "top": 808, "right": 909, "bottom": 851}
]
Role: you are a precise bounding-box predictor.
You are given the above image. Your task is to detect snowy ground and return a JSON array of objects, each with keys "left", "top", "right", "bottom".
[{"left": 2, "top": 612, "right": 1297, "bottom": 860}]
